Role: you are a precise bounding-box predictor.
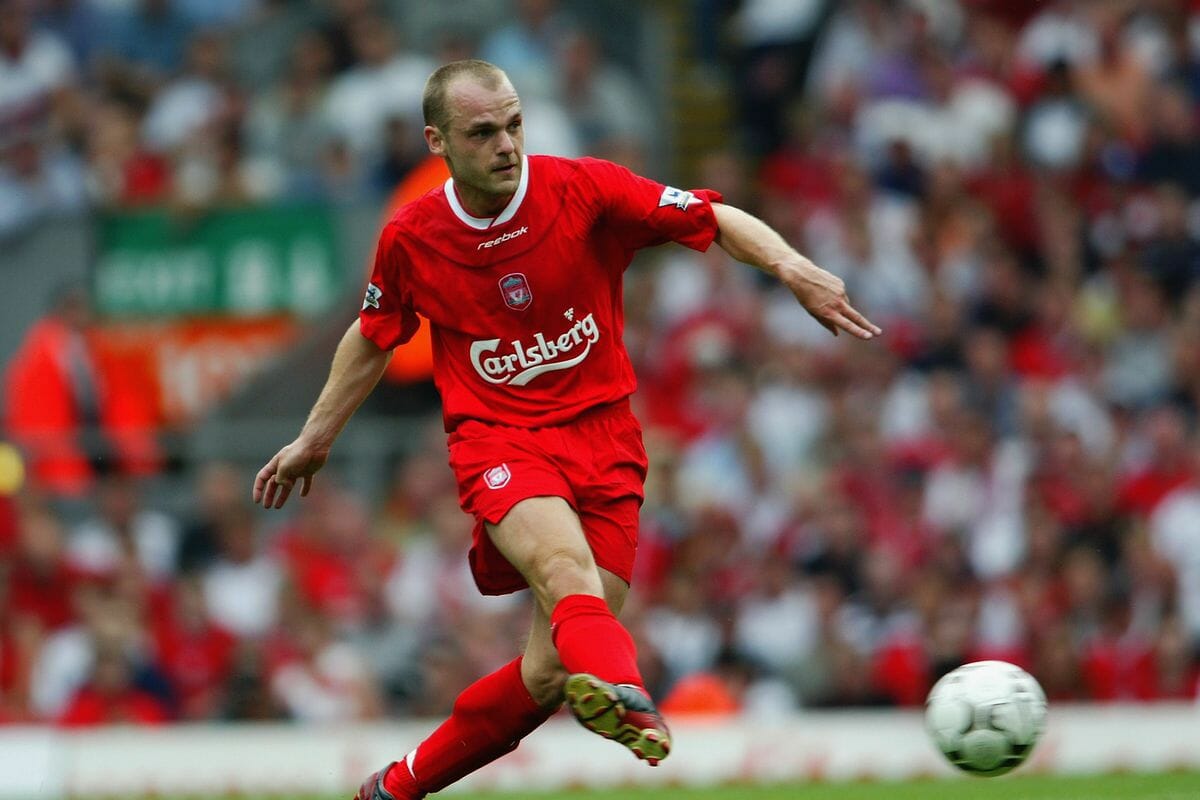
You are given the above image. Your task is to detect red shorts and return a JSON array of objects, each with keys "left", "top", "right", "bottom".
[{"left": 447, "top": 399, "right": 648, "bottom": 595}]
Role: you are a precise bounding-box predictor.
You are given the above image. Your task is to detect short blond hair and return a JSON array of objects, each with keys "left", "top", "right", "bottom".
[{"left": 422, "top": 59, "right": 508, "bottom": 131}]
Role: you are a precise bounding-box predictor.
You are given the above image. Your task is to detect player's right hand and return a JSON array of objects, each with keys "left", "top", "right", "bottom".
[
  {"left": 785, "top": 261, "right": 881, "bottom": 340},
  {"left": 253, "top": 438, "right": 328, "bottom": 509}
]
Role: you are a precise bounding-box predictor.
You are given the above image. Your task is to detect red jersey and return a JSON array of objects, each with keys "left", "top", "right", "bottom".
[{"left": 359, "top": 155, "right": 722, "bottom": 431}]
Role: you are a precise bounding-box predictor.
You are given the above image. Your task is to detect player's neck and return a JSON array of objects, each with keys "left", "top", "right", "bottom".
[{"left": 452, "top": 183, "right": 514, "bottom": 219}]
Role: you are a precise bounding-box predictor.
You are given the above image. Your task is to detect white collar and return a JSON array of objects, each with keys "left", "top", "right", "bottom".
[{"left": 444, "top": 154, "right": 530, "bottom": 230}]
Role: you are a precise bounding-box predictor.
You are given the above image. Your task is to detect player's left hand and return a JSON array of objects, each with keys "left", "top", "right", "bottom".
[{"left": 784, "top": 261, "right": 882, "bottom": 339}]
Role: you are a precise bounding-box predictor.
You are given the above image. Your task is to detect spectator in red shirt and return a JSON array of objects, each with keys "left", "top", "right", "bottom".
[
  {"left": 85, "top": 100, "right": 171, "bottom": 207},
  {"left": 7, "top": 504, "right": 78, "bottom": 632},
  {"left": 2, "top": 286, "right": 160, "bottom": 497},
  {"left": 274, "top": 483, "right": 380, "bottom": 627},
  {"left": 57, "top": 646, "right": 169, "bottom": 727},
  {"left": 1080, "top": 594, "right": 1156, "bottom": 701},
  {"left": 1117, "top": 404, "right": 1196, "bottom": 519},
  {"left": 151, "top": 577, "right": 237, "bottom": 720}
]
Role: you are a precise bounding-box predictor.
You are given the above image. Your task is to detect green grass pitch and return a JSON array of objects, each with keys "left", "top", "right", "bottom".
[{"left": 162, "top": 772, "right": 1200, "bottom": 800}]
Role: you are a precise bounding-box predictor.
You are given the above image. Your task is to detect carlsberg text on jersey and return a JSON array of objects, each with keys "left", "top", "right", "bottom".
[{"left": 470, "top": 312, "right": 600, "bottom": 386}]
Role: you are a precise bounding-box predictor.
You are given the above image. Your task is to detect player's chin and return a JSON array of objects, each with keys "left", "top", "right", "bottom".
[{"left": 489, "top": 166, "right": 519, "bottom": 190}]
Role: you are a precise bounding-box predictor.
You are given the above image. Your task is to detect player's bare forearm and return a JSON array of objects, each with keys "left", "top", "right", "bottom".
[
  {"left": 299, "top": 320, "right": 391, "bottom": 450},
  {"left": 711, "top": 203, "right": 881, "bottom": 339},
  {"left": 252, "top": 320, "right": 391, "bottom": 508}
]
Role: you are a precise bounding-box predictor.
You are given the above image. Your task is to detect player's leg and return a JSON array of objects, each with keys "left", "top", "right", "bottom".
[
  {"left": 518, "top": 562, "right": 630, "bottom": 706},
  {"left": 484, "top": 496, "right": 644, "bottom": 686},
  {"left": 486, "top": 497, "right": 670, "bottom": 764},
  {"left": 354, "top": 498, "right": 620, "bottom": 800},
  {"left": 356, "top": 646, "right": 556, "bottom": 800},
  {"left": 519, "top": 558, "right": 670, "bottom": 764},
  {"left": 354, "top": 559, "right": 631, "bottom": 800}
]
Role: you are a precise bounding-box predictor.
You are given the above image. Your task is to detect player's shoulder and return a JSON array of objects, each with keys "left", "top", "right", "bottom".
[
  {"left": 382, "top": 182, "right": 449, "bottom": 234},
  {"left": 374, "top": 184, "right": 451, "bottom": 250},
  {"left": 528, "top": 153, "right": 583, "bottom": 174},
  {"left": 529, "top": 155, "right": 643, "bottom": 210},
  {"left": 521, "top": 153, "right": 578, "bottom": 191},
  {"left": 531, "top": 153, "right": 629, "bottom": 180}
]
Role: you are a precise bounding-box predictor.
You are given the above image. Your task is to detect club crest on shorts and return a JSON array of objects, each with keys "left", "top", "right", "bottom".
[
  {"left": 483, "top": 463, "right": 511, "bottom": 490},
  {"left": 499, "top": 273, "right": 532, "bottom": 311}
]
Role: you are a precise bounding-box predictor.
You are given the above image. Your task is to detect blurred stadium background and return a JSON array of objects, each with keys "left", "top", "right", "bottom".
[{"left": 3, "top": 0, "right": 1200, "bottom": 796}]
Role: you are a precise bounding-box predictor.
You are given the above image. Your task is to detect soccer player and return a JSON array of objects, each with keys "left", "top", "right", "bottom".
[{"left": 252, "top": 59, "right": 880, "bottom": 800}]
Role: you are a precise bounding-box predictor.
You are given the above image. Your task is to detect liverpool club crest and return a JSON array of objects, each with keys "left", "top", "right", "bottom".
[
  {"left": 499, "top": 273, "right": 533, "bottom": 311},
  {"left": 483, "top": 463, "right": 511, "bottom": 489}
]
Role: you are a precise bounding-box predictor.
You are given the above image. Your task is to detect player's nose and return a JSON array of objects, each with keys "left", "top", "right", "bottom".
[{"left": 496, "top": 130, "right": 515, "bottom": 155}]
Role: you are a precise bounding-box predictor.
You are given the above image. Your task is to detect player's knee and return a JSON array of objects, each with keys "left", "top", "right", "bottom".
[
  {"left": 530, "top": 547, "right": 601, "bottom": 606},
  {"left": 523, "top": 660, "right": 568, "bottom": 709}
]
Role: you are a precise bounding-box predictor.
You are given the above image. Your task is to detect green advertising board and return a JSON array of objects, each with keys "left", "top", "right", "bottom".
[{"left": 94, "top": 206, "right": 342, "bottom": 318}]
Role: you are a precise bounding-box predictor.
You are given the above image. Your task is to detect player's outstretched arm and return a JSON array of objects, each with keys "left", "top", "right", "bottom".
[
  {"left": 711, "top": 202, "right": 882, "bottom": 339},
  {"left": 253, "top": 319, "right": 392, "bottom": 509}
]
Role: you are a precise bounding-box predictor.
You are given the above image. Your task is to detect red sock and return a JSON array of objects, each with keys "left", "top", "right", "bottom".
[
  {"left": 386, "top": 657, "right": 552, "bottom": 796},
  {"left": 550, "top": 594, "right": 643, "bottom": 689},
  {"left": 379, "top": 759, "right": 421, "bottom": 800}
]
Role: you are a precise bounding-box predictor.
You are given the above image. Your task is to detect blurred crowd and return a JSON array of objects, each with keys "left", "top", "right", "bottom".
[
  {"left": 634, "top": 0, "right": 1200, "bottom": 710},
  {"left": 3, "top": 0, "right": 1200, "bottom": 727},
  {"left": 0, "top": 0, "right": 651, "bottom": 238}
]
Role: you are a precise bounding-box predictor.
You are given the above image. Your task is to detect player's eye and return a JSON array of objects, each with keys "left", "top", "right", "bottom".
[{"left": 507, "top": 120, "right": 522, "bottom": 132}]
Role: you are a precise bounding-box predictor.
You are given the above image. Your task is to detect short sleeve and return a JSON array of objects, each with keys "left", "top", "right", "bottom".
[
  {"left": 358, "top": 222, "right": 421, "bottom": 351},
  {"left": 578, "top": 157, "right": 723, "bottom": 252}
]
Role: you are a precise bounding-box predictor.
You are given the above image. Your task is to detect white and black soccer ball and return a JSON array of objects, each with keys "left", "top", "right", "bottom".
[{"left": 925, "top": 660, "right": 1048, "bottom": 777}]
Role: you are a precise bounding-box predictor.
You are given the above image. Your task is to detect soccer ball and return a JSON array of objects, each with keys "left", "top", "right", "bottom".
[{"left": 925, "top": 660, "right": 1047, "bottom": 777}]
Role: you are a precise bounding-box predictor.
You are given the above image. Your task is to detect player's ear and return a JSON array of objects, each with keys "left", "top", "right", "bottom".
[{"left": 424, "top": 125, "right": 446, "bottom": 156}]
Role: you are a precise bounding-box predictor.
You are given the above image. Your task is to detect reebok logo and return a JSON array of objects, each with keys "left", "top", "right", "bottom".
[{"left": 478, "top": 226, "right": 529, "bottom": 250}]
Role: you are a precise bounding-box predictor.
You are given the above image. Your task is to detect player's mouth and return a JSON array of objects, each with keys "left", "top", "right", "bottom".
[{"left": 493, "top": 163, "right": 517, "bottom": 175}]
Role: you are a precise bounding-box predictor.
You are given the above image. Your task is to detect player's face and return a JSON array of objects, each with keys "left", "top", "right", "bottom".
[{"left": 426, "top": 77, "right": 524, "bottom": 216}]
